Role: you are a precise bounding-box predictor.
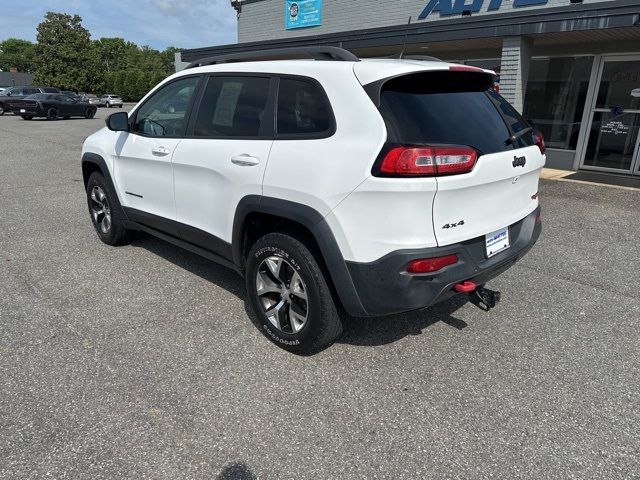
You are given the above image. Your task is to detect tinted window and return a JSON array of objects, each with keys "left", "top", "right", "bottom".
[
  {"left": 378, "top": 71, "right": 532, "bottom": 154},
  {"left": 132, "top": 76, "right": 199, "bottom": 137},
  {"left": 486, "top": 89, "right": 534, "bottom": 148},
  {"left": 42, "top": 87, "right": 59, "bottom": 93},
  {"left": 277, "top": 78, "right": 332, "bottom": 136},
  {"left": 193, "top": 76, "right": 270, "bottom": 138},
  {"left": 24, "top": 88, "right": 39, "bottom": 95}
]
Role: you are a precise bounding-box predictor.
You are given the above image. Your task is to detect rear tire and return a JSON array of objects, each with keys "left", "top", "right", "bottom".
[
  {"left": 86, "top": 172, "right": 129, "bottom": 246},
  {"left": 106, "top": 102, "right": 111, "bottom": 108},
  {"left": 0, "top": 103, "right": 4, "bottom": 115},
  {"left": 46, "top": 108, "right": 58, "bottom": 120},
  {"left": 118, "top": 105, "right": 122, "bottom": 108},
  {"left": 245, "top": 233, "right": 342, "bottom": 354}
]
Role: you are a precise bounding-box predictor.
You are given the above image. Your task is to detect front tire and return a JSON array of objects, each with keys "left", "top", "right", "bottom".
[
  {"left": 86, "top": 172, "right": 129, "bottom": 246},
  {"left": 84, "top": 107, "right": 95, "bottom": 119},
  {"left": 21, "top": 115, "right": 33, "bottom": 120},
  {"left": 246, "top": 233, "right": 342, "bottom": 354},
  {"left": 0, "top": 103, "right": 4, "bottom": 115},
  {"left": 106, "top": 102, "right": 111, "bottom": 108}
]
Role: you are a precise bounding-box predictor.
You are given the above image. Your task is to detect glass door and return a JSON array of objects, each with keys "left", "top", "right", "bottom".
[{"left": 581, "top": 56, "right": 640, "bottom": 175}]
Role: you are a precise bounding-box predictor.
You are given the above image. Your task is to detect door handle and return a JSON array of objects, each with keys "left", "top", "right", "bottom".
[
  {"left": 231, "top": 154, "right": 260, "bottom": 166},
  {"left": 152, "top": 146, "right": 170, "bottom": 156}
]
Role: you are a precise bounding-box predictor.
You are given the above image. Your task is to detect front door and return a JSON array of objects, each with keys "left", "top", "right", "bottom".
[
  {"left": 581, "top": 56, "right": 640, "bottom": 175},
  {"left": 112, "top": 76, "right": 201, "bottom": 222}
]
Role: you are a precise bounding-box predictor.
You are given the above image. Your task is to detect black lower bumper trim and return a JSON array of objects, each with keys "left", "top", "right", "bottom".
[{"left": 346, "top": 207, "right": 541, "bottom": 317}]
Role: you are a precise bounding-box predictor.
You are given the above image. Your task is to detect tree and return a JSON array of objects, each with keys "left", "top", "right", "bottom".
[
  {"left": 93, "top": 37, "right": 138, "bottom": 73},
  {"left": 0, "top": 38, "right": 36, "bottom": 73},
  {"left": 32, "top": 12, "right": 95, "bottom": 91}
]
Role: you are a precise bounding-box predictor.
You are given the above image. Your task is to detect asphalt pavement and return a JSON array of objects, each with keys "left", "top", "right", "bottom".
[{"left": 1, "top": 108, "right": 639, "bottom": 479}]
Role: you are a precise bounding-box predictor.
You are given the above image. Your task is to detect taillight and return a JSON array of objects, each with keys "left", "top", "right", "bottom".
[
  {"left": 378, "top": 146, "right": 477, "bottom": 177},
  {"left": 534, "top": 131, "right": 546, "bottom": 155},
  {"left": 406, "top": 254, "right": 459, "bottom": 274}
]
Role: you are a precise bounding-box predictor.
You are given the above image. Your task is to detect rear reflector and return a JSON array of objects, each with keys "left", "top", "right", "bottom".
[
  {"left": 379, "top": 146, "right": 477, "bottom": 177},
  {"left": 534, "top": 130, "right": 546, "bottom": 155},
  {"left": 406, "top": 254, "right": 458, "bottom": 274}
]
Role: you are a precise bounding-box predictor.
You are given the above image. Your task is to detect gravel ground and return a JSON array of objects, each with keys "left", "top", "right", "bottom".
[{"left": 1, "top": 109, "right": 639, "bottom": 479}]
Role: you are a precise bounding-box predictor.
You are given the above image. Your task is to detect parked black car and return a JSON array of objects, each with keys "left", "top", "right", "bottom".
[
  {"left": 10, "top": 93, "right": 97, "bottom": 120},
  {"left": 0, "top": 86, "right": 60, "bottom": 115}
]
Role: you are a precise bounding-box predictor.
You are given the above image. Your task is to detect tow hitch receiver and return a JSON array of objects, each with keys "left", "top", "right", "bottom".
[{"left": 470, "top": 286, "right": 501, "bottom": 311}]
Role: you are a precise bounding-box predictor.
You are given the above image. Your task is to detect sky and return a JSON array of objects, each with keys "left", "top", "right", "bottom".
[{"left": 0, "top": 0, "right": 238, "bottom": 50}]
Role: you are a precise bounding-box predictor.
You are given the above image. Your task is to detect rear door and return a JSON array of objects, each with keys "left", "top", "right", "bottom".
[
  {"left": 378, "top": 70, "right": 544, "bottom": 247},
  {"left": 171, "top": 75, "right": 274, "bottom": 248}
]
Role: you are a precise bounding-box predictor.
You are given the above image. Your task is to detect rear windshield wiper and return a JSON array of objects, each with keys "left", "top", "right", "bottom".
[{"left": 505, "top": 126, "right": 533, "bottom": 146}]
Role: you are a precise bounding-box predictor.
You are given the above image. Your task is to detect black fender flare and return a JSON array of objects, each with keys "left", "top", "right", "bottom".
[
  {"left": 232, "top": 195, "right": 368, "bottom": 317},
  {"left": 81, "top": 152, "right": 128, "bottom": 219}
]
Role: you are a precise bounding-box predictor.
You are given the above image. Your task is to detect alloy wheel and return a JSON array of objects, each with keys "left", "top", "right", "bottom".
[
  {"left": 255, "top": 256, "right": 309, "bottom": 334},
  {"left": 90, "top": 186, "right": 112, "bottom": 234}
]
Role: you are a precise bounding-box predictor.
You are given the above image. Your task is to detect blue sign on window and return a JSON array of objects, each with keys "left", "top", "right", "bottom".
[{"left": 285, "top": 0, "right": 322, "bottom": 30}]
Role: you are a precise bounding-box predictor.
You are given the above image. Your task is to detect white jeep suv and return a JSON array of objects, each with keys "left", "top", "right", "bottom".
[{"left": 81, "top": 47, "right": 544, "bottom": 353}]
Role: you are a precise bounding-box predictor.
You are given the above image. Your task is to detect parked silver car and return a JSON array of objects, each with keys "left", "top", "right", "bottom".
[
  {"left": 84, "top": 94, "right": 100, "bottom": 106},
  {"left": 98, "top": 94, "right": 123, "bottom": 108}
]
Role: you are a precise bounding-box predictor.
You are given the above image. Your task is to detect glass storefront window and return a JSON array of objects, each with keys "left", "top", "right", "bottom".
[
  {"left": 523, "top": 56, "right": 593, "bottom": 150},
  {"left": 596, "top": 61, "right": 640, "bottom": 110}
]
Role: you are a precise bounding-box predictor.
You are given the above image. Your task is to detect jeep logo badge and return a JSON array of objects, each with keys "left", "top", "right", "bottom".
[{"left": 512, "top": 155, "right": 526, "bottom": 168}]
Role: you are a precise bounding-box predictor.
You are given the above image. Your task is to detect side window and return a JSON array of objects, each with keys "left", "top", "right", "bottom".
[
  {"left": 132, "top": 76, "right": 199, "bottom": 137},
  {"left": 276, "top": 78, "right": 333, "bottom": 137},
  {"left": 193, "top": 76, "right": 270, "bottom": 138},
  {"left": 11, "top": 88, "right": 22, "bottom": 96}
]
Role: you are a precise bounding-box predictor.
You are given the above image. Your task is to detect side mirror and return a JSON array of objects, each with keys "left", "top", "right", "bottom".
[{"left": 106, "top": 111, "right": 129, "bottom": 132}]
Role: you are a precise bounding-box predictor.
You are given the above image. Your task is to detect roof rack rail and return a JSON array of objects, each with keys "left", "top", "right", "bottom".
[{"left": 186, "top": 46, "right": 360, "bottom": 69}]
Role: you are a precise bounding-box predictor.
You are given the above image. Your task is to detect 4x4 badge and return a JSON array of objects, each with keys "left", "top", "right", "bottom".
[{"left": 512, "top": 155, "right": 526, "bottom": 167}]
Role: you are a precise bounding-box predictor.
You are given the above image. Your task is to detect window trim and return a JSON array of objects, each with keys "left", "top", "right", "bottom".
[
  {"left": 274, "top": 74, "right": 337, "bottom": 141},
  {"left": 184, "top": 73, "right": 277, "bottom": 141},
  {"left": 129, "top": 73, "right": 204, "bottom": 139}
]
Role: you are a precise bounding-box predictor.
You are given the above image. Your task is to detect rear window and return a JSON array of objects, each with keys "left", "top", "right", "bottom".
[
  {"left": 378, "top": 71, "right": 533, "bottom": 154},
  {"left": 194, "top": 76, "right": 270, "bottom": 138},
  {"left": 276, "top": 78, "right": 333, "bottom": 137}
]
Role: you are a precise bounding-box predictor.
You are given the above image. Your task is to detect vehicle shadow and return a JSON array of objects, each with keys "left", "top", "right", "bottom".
[
  {"left": 338, "top": 295, "right": 469, "bottom": 347},
  {"left": 216, "top": 462, "right": 257, "bottom": 480},
  {"left": 131, "top": 233, "right": 470, "bottom": 349},
  {"left": 128, "top": 234, "right": 246, "bottom": 300}
]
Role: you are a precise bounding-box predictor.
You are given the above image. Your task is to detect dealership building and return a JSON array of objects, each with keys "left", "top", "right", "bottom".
[{"left": 182, "top": 0, "right": 640, "bottom": 176}]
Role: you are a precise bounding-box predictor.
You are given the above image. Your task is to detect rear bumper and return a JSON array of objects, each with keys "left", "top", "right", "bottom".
[
  {"left": 345, "top": 207, "right": 541, "bottom": 316},
  {"left": 10, "top": 106, "right": 40, "bottom": 115}
]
